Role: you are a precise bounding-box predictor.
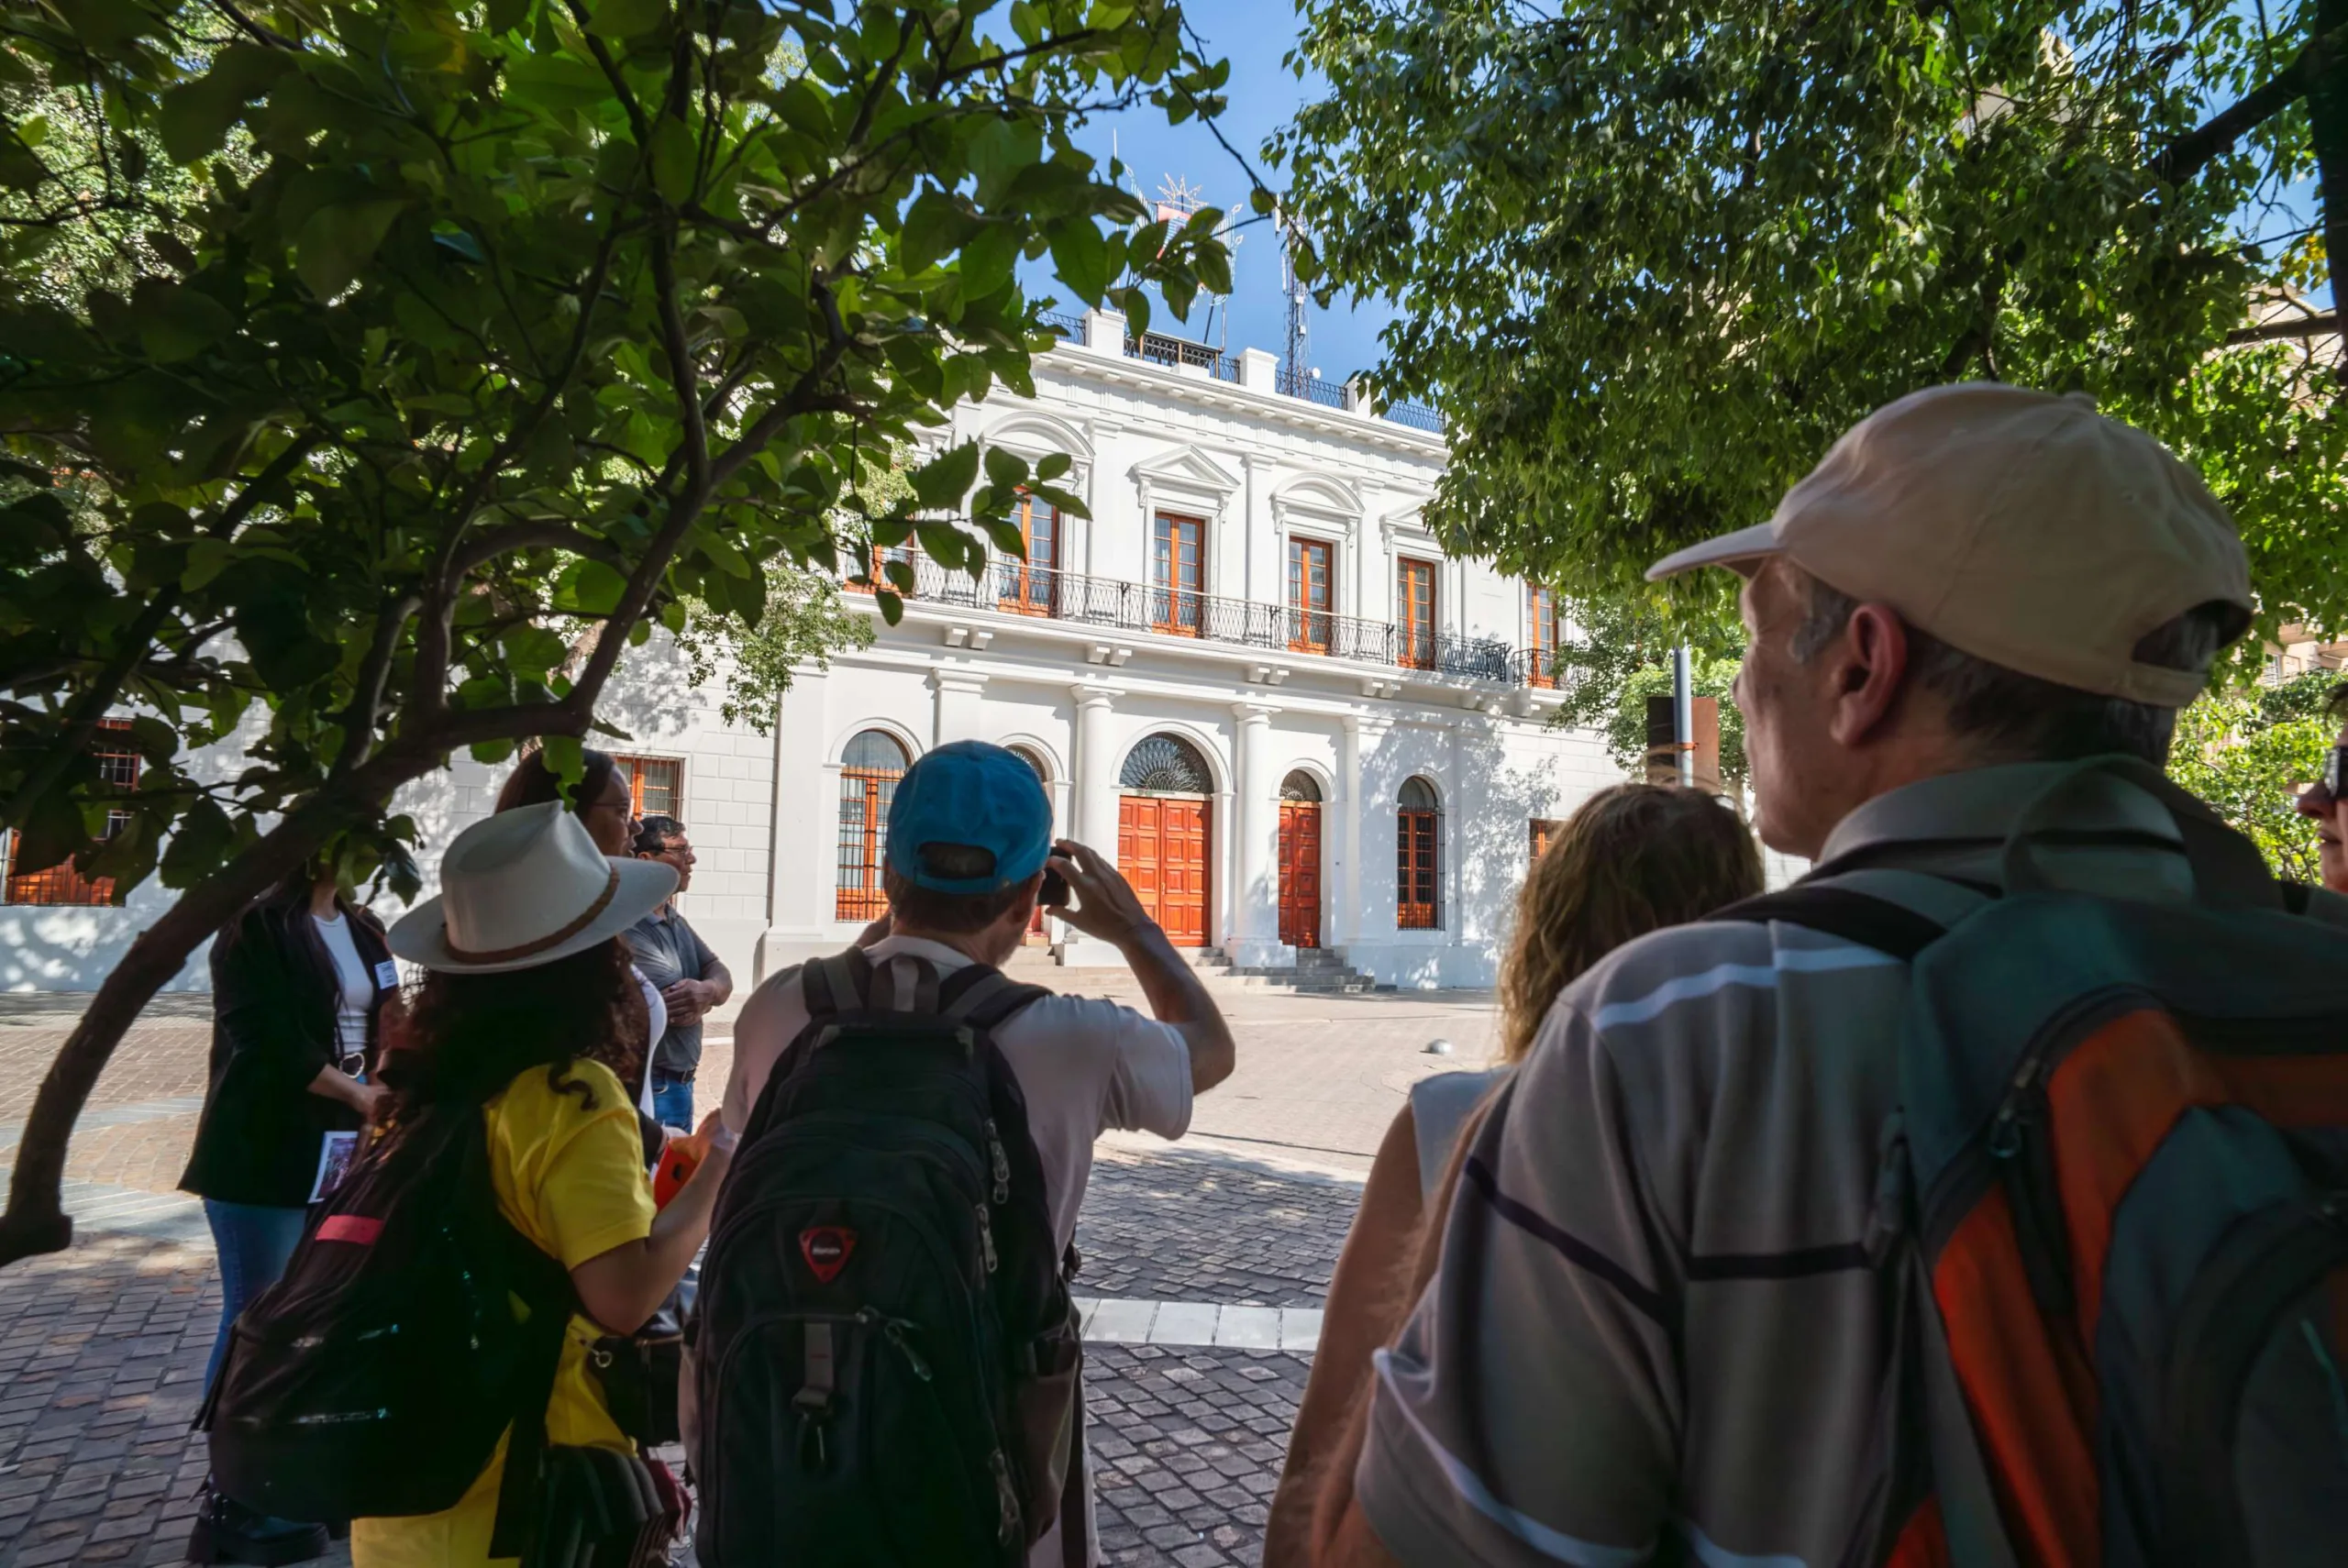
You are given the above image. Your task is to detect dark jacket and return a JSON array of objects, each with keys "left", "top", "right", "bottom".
[{"left": 179, "top": 892, "right": 395, "bottom": 1208}]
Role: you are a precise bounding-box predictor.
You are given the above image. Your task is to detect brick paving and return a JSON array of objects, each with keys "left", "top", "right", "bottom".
[{"left": 0, "top": 982, "right": 1483, "bottom": 1565}]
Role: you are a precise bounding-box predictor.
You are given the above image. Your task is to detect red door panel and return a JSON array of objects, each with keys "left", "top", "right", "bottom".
[
  {"left": 1119, "top": 794, "right": 1209, "bottom": 947},
  {"left": 1279, "top": 801, "right": 1321, "bottom": 948}
]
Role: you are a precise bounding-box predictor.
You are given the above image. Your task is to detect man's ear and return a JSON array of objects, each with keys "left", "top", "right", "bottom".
[{"left": 1827, "top": 602, "right": 1913, "bottom": 747}]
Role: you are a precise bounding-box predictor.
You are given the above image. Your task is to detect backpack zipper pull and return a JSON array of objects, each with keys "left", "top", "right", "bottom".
[
  {"left": 976, "top": 1201, "right": 998, "bottom": 1274},
  {"left": 983, "top": 1119, "right": 1011, "bottom": 1205},
  {"left": 883, "top": 1320, "right": 934, "bottom": 1381}
]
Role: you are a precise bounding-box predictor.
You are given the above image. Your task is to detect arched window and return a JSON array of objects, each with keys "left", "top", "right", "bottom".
[
  {"left": 836, "top": 730, "right": 910, "bottom": 920},
  {"left": 1397, "top": 777, "right": 1441, "bottom": 929},
  {"left": 1279, "top": 770, "right": 1322, "bottom": 802},
  {"left": 1120, "top": 734, "right": 1212, "bottom": 795},
  {"left": 1009, "top": 745, "right": 1050, "bottom": 785}
]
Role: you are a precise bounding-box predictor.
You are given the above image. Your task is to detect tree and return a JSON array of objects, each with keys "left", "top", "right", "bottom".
[
  {"left": 2167, "top": 669, "right": 2338, "bottom": 879},
  {"left": 672, "top": 571, "right": 871, "bottom": 733},
  {"left": 0, "top": 0, "right": 1232, "bottom": 1266},
  {"left": 1275, "top": 1, "right": 2348, "bottom": 645}
]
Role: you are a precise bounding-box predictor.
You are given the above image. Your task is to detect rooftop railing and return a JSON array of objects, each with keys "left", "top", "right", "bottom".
[
  {"left": 1127, "top": 329, "right": 1241, "bottom": 381},
  {"left": 867, "top": 556, "right": 1566, "bottom": 690}
]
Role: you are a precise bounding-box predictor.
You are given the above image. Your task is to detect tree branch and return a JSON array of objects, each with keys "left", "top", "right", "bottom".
[
  {"left": 2227, "top": 310, "right": 2342, "bottom": 343},
  {"left": 449, "top": 521, "right": 631, "bottom": 578},
  {"left": 2151, "top": 20, "right": 2348, "bottom": 186},
  {"left": 0, "top": 434, "right": 320, "bottom": 831}
]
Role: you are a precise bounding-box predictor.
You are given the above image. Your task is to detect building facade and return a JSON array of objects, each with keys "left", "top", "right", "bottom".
[{"left": 2, "top": 315, "right": 1629, "bottom": 992}]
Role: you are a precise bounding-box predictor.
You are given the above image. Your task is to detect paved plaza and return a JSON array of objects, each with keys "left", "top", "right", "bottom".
[{"left": 0, "top": 982, "right": 1497, "bottom": 1566}]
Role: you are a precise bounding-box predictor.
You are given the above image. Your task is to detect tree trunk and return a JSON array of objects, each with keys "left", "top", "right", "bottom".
[
  {"left": 0, "top": 804, "right": 336, "bottom": 1267},
  {"left": 2307, "top": 0, "right": 2348, "bottom": 380}
]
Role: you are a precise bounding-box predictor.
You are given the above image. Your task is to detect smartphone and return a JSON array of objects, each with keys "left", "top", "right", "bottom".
[{"left": 1039, "top": 867, "right": 1070, "bottom": 908}]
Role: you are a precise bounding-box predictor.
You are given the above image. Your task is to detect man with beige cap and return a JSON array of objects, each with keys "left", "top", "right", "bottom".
[{"left": 1297, "top": 385, "right": 2260, "bottom": 1566}]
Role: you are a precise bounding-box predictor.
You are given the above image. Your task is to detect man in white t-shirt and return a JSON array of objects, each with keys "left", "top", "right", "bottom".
[{"left": 720, "top": 739, "right": 1238, "bottom": 1567}]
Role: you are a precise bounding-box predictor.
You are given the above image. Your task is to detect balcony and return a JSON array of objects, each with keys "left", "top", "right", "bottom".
[{"left": 867, "top": 556, "right": 1568, "bottom": 690}]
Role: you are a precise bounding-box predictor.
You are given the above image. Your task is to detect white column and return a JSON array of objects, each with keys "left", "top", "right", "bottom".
[
  {"left": 756, "top": 666, "right": 833, "bottom": 979},
  {"left": 1064, "top": 685, "right": 1122, "bottom": 964},
  {"left": 1228, "top": 703, "right": 1284, "bottom": 967},
  {"left": 931, "top": 668, "right": 986, "bottom": 745},
  {"left": 1334, "top": 712, "right": 1364, "bottom": 948}
]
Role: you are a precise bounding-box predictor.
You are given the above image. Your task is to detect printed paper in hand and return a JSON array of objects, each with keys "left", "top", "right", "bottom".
[{"left": 310, "top": 1131, "right": 359, "bottom": 1204}]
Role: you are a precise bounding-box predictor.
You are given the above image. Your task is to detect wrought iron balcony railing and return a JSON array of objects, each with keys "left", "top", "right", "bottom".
[{"left": 863, "top": 556, "right": 1567, "bottom": 690}]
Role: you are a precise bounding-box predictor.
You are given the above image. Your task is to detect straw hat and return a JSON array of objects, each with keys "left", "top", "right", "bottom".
[{"left": 389, "top": 801, "right": 677, "bottom": 975}]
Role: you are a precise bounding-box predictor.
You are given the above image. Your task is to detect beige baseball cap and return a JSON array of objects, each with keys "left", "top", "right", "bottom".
[{"left": 1645, "top": 382, "right": 2252, "bottom": 708}]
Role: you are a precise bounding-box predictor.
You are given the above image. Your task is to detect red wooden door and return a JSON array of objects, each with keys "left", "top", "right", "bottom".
[
  {"left": 1118, "top": 794, "right": 1210, "bottom": 946},
  {"left": 1279, "top": 801, "right": 1321, "bottom": 948}
]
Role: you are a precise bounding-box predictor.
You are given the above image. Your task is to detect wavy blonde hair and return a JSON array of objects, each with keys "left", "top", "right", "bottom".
[{"left": 1496, "top": 785, "right": 1763, "bottom": 1064}]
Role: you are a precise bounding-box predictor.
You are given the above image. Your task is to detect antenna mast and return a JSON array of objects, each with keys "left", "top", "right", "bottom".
[{"left": 1279, "top": 206, "right": 1308, "bottom": 389}]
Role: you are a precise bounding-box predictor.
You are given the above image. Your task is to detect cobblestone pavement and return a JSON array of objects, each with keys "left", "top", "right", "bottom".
[{"left": 0, "top": 982, "right": 1490, "bottom": 1565}]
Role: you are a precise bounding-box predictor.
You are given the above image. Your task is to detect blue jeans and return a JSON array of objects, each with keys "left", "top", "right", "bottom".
[
  {"left": 202, "top": 1199, "right": 307, "bottom": 1396},
  {"left": 651, "top": 1074, "right": 694, "bottom": 1132}
]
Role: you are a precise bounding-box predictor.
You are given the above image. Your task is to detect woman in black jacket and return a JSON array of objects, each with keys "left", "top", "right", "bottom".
[{"left": 180, "top": 868, "right": 394, "bottom": 1564}]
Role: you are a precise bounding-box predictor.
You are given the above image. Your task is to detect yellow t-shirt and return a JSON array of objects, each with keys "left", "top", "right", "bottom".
[{"left": 351, "top": 1060, "right": 656, "bottom": 1567}]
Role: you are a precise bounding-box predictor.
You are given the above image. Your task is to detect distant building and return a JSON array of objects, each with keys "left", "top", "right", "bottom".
[{"left": 3, "top": 314, "right": 1624, "bottom": 992}]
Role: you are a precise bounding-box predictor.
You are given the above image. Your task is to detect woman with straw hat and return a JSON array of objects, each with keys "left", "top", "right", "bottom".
[{"left": 349, "top": 801, "right": 736, "bottom": 1565}]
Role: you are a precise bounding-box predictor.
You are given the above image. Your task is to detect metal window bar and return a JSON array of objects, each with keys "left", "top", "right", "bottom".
[
  {"left": 887, "top": 556, "right": 1530, "bottom": 687},
  {"left": 836, "top": 767, "right": 900, "bottom": 921},
  {"left": 4, "top": 723, "right": 138, "bottom": 907},
  {"left": 1126, "top": 331, "right": 1240, "bottom": 381}
]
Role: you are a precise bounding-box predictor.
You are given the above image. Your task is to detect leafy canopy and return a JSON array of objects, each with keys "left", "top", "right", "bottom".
[
  {"left": 1276, "top": 0, "right": 2348, "bottom": 645},
  {"left": 0, "top": 0, "right": 1231, "bottom": 902},
  {"left": 2167, "top": 668, "right": 2340, "bottom": 879}
]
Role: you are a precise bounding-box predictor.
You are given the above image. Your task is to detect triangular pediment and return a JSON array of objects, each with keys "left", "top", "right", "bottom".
[{"left": 1131, "top": 445, "right": 1242, "bottom": 496}]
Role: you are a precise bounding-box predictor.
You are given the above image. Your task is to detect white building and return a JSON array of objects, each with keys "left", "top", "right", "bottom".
[{"left": 2, "top": 315, "right": 1626, "bottom": 993}]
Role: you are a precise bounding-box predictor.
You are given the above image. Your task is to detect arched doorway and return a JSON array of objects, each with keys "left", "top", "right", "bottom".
[
  {"left": 1278, "top": 770, "right": 1323, "bottom": 949},
  {"left": 1118, "top": 734, "right": 1213, "bottom": 947},
  {"left": 836, "top": 730, "right": 911, "bottom": 921},
  {"left": 1009, "top": 745, "right": 1053, "bottom": 943}
]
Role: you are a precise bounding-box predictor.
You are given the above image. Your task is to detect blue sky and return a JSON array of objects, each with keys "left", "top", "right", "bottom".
[{"left": 1053, "top": 0, "right": 1401, "bottom": 380}]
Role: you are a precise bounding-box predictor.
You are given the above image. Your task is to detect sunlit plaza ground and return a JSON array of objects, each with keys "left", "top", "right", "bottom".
[{"left": 0, "top": 981, "right": 1495, "bottom": 1567}]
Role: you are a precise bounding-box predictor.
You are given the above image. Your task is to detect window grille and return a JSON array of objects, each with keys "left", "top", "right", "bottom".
[{"left": 836, "top": 731, "right": 910, "bottom": 920}]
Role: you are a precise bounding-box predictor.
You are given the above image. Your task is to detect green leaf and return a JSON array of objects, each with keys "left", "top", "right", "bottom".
[
  {"left": 294, "top": 200, "right": 407, "bottom": 301},
  {"left": 982, "top": 445, "right": 1028, "bottom": 492},
  {"left": 159, "top": 799, "right": 234, "bottom": 889},
  {"left": 648, "top": 115, "right": 697, "bottom": 203},
  {"left": 560, "top": 559, "right": 629, "bottom": 614},
  {"left": 901, "top": 189, "right": 970, "bottom": 274},
  {"left": 1035, "top": 452, "right": 1072, "bottom": 482},
  {"left": 1049, "top": 220, "right": 1110, "bottom": 306},
  {"left": 131, "top": 280, "right": 234, "bottom": 362},
  {"left": 910, "top": 443, "right": 981, "bottom": 509},
  {"left": 537, "top": 734, "right": 586, "bottom": 801},
  {"left": 587, "top": 0, "right": 667, "bottom": 39}
]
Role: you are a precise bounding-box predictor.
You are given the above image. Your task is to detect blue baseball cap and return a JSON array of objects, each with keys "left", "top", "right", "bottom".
[{"left": 884, "top": 741, "right": 1053, "bottom": 893}]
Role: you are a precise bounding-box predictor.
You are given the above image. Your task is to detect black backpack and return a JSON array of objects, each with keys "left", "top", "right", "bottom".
[
  {"left": 200, "top": 1102, "right": 574, "bottom": 1553},
  {"left": 692, "top": 949, "right": 1083, "bottom": 1566}
]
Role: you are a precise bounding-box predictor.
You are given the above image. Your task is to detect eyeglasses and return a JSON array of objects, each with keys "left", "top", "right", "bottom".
[{"left": 2325, "top": 745, "right": 2348, "bottom": 798}]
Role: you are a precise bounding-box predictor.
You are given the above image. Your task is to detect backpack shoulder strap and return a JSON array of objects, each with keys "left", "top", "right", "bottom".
[
  {"left": 1711, "top": 885, "right": 1950, "bottom": 961},
  {"left": 803, "top": 949, "right": 872, "bottom": 1023},
  {"left": 936, "top": 963, "right": 1052, "bottom": 1033}
]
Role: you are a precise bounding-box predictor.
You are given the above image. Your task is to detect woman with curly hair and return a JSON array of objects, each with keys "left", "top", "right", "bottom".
[
  {"left": 1264, "top": 784, "right": 1762, "bottom": 1564},
  {"left": 352, "top": 802, "right": 735, "bottom": 1567}
]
